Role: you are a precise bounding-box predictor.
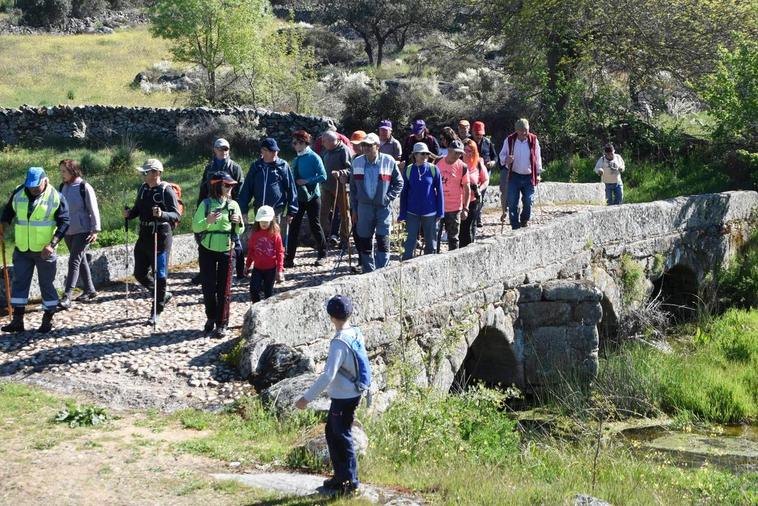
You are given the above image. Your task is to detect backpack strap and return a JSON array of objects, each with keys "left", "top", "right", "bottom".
[{"left": 60, "top": 180, "right": 90, "bottom": 215}]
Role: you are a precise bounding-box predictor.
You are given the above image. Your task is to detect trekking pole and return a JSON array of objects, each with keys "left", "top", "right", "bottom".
[
  {"left": 1, "top": 225, "right": 12, "bottom": 318},
  {"left": 341, "top": 186, "right": 353, "bottom": 270},
  {"left": 221, "top": 207, "right": 235, "bottom": 330},
  {"left": 124, "top": 212, "right": 130, "bottom": 319},
  {"left": 330, "top": 174, "right": 340, "bottom": 243},
  {"left": 436, "top": 219, "right": 443, "bottom": 254},
  {"left": 152, "top": 222, "right": 158, "bottom": 332}
]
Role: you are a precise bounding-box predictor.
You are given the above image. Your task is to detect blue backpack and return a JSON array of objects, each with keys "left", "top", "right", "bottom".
[{"left": 336, "top": 327, "right": 372, "bottom": 398}]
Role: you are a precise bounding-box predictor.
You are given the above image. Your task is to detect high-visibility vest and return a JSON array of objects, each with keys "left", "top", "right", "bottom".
[{"left": 12, "top": 184, "right": 61, "bottom": 252}]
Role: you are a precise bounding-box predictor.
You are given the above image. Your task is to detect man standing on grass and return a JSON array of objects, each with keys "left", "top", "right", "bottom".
[
  {"left": 0, "top": 167, "right": 69, "bottom": 333},
  {"left": 499, "top": 118, "right": 542, "bottom": 230},
  {"left": 296, "top": 294, "right": 367, "bottom": 496},
  {"left": 594, "top": 143, "right": 625, "bottom": 205}
]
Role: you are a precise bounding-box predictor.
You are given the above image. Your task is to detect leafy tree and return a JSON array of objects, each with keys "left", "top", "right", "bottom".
[
  {"left": 698, "top": 34, "right": 758, "bottom": 149},
  {"left": 315, "top": 0, "right": 455, "bottom": 67},
  {"left": 149, "top": 0, "right": 271, "bottom": 105},
  {"left": 17, "top": 0, "right": 71, "bottom": 27}
]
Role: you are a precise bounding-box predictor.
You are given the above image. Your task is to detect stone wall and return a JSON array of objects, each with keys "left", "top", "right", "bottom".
[
  {"left": 0, "top": 105, "right": 335, "bottom": 149},
  {"left": 238, "top": 191, "right": 758, "bottom": 397}
]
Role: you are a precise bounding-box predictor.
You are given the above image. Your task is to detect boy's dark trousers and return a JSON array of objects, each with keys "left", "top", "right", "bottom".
[
  {"left": 249, "top": 267, "right": 276, "bottom": 303},
  {"left": 325, "top": 396, "right": 361, "bottom": 487}
]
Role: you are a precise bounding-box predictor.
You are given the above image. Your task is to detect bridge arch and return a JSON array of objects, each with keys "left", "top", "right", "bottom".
[
  {"left": 451, "top": 324, "right": 522, "bottom": 391},
  {"left": 652, "top": 263, "right": 700, "bottom": 322}
]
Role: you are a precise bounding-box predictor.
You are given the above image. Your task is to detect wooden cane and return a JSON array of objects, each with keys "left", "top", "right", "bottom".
[{"left": 1, "top": 225, "right": 12, "bottom": 318}]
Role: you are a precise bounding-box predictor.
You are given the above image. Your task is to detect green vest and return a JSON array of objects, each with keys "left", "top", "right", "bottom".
[
  {"left": 191, "top": 198, "right": 241, "bottom": 253},
  {"left": 12, "top": 184, "right": 60, "bottom": 252}
]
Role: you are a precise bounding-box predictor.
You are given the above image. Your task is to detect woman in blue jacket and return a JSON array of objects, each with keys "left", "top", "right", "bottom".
[{"left": 398, "top": 142, "right": 444, "bottom": 260}]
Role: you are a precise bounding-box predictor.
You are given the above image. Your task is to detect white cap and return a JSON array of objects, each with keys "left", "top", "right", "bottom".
[
  {"left": 412, "top": 142, "right": 431, "bottom": 154},
  {"left": 361, "top": 133, "right": 380, "bottom": 145},
  {"left": 214, "top": 138, "right": 230, "bottom": 149},
  {"left": 255, "top": 205, "right": 275, "bottom": 222},
  {"left": 136, "top": 159, "right": 164, "bottom": 173}
]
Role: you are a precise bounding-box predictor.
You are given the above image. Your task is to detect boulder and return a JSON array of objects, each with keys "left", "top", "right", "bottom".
[
  {"left": 298, "top": 421, "right": 369, "bottom": 466},
  {"left": 260, "top": 373, "right": 329, "bottom": 414},
  {"left": 252, "top": 343, "right": 315, "bottom": 391}
]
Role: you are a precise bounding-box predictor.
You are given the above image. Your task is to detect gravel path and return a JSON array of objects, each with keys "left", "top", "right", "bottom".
[{"left": 0, "top": 205, "right": 595, "bottom": 411}]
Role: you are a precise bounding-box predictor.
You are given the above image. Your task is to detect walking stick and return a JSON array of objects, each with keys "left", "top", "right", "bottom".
[
  {"left": 330, "top": 174, "right": 340, "bottom": 242},
  {"left": 152, "top": 222, "right": 158, "bottom": 332},
  {"left": 1, "top": 225, "right": 12, "bottom": 318},
  {"left": 341, "top": 186, "right": 353, "bottom": 270},
  {"left": 220, "top": 207, "right": 235, "bottom": 330},
  {"left": 124, "top": 214, "right": 130, "bottom": 319}
]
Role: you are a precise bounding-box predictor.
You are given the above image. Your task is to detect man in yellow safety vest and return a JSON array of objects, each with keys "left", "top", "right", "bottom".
[{"left": 0, "top": 167, "right": 70, "bottom": 333}]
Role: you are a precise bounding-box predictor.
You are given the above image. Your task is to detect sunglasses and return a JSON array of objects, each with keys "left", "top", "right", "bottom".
[
  {"left": 217, "top": 146, "right": 230, "bottom": 151},
  {"left": 141, "top": 169, "right": 159, "bottom": 175}
]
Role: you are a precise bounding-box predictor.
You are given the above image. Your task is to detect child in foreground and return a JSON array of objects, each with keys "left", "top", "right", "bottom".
[
  {"left": 245, "top": 205, "right": 284, "bottom": 303},
  {"left": 296, "top": 294, "right": 368, "bottom": 495}
]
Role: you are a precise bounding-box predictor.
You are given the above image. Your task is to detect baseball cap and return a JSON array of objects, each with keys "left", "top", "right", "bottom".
[
  {"left": 255, "top": 205, "right": 275, "bottom": 222},
  {"left": 350, "top": 130, "right": 367, "bottom": 144},
  {"left": 412, "top": 119, "right": 426, "bottom": 135},
  {"left": 24, "top": 167, "right": 46, "bottom": 188},
  {"left": 450, "top": 140, "right": 465, "bottom": 153},
  {"left": 378, "top": 120, "right": 393, "bottom": 130},
  {"left": 214, "top": 138, "right": 230, "bottom": 149},
  {"left": 458, "top": 119, "right": 470, "bottom": 127},
  {"left": 136, "top": 159, "right": 164, "bottom": 173},
  {"left": 412, "top": 142, "right": 431, "bottom": 155},
  {"left": 361, "top": 133, "right": 380, "bottom": 145},
  {"left": 209, "top": 171, "right": 238, "bottom": 185},
  {"left": 326, "top": 294, "right": 353, "bottom": 320},
  {"left": 260, "top": 138, "right": 280, "bottom": 152},
  {"left": 472, "top": 121, "right": 485, "bottom": 134}
]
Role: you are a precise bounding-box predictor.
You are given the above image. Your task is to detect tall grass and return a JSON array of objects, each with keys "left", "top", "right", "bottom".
[
  {"left": 0, "top": 27, "right": 180, "bottom": 107},
  {"left": 599, "top": 308, "right": 758, "bottom": 424}
]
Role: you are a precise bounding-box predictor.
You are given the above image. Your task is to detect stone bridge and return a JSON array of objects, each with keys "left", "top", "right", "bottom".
[{"left": 239, "top": 191, "right": 758, "bottom": 401}]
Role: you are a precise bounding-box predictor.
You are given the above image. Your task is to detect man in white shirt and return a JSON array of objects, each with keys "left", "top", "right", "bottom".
[
  {"left": 499, "top": 118, "right": 542, "bottom": 229},
  {"left": 594, "top": 143, "right": 625, "bottom": 205}
]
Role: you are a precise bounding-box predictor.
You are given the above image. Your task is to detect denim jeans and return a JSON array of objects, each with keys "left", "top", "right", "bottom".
[
  {"left": 356, "top": 203, "right": 392, "bottom": 272},
  {"left": 402, "top": 213, "right": 437, "bottom": 260},
  {"left": 325, "top": 396, "right": 361, "bottom": 487},
  {"left": 605, "top": 183, "right": 623, "bottom": 205},
  {"left": 10, "top": 248, "right": 58, "bottom": 312},
  {"left": 507, "top": 173, "right": 535, "bottom": 229},
  {"left": 249, "top": 267, "right": 276, "bottom": 303}
]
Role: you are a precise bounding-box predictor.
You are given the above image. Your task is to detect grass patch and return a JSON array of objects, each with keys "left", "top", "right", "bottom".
[
  {"left": 599, "top": 308, "right": 758, "bottom": 423},
  {"left": 0, "top": 27, "right": 181, "bottom": 107}
]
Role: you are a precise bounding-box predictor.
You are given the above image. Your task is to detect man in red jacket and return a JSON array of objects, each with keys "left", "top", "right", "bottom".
[{"left": 499, "top": 118, "right": 542, "bottom": 230}]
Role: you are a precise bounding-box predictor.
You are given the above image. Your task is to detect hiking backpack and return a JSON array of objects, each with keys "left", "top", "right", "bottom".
[
  {"left": 336, "top": 327, "right": 372, "bottom": 399},
  {"left": 138, "top": 182, "right": 185, "bottom": 228},
  {"left": 58, "top": 180, "right": 91, "bottom": 215}
]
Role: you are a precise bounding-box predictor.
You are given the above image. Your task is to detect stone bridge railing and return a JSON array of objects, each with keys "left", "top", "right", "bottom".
[{"left": 238, "top": 191, "right": 757, "bottom": 396}]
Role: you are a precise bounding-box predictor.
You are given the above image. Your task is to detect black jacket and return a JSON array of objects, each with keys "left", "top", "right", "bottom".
[{"left": 197, "top": 158, "right": 244, "bottom": 205}]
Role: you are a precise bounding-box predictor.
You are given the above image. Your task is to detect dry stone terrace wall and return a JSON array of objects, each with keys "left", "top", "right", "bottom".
[
  {"left": 0, "top": 105, "right": 335, "bottom": 149},
  {"left": 239, "top": 191, "right": 758, "bottom": 395}
]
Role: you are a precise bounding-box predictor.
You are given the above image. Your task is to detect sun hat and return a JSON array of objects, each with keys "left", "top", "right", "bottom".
[{"left": 255, "top": 205, "right": 275, "bottom": 222}]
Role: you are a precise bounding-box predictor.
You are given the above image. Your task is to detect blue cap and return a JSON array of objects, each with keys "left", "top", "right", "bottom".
[
  {"left": 24, "top": 167, "right": 46, "bottom": 188},
  {"left": 327, "top": 294, "right": 353, "bottom": 320},
  {"left": 379, "top": 119, "right": 392, "bottom": 130},
  {"left": 260, "top": 137, "right": 280, "bottom": 152},
  {"left": 412, "top": 119, "right": 426, "bottom": 134}
]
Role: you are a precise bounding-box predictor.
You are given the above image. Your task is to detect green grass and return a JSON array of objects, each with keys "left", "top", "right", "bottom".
[
  {"left": 599, "top": 308, "right": 758, "bottom": 424},
  {"left": 0, "top": 27, "right": 182, "bottom": 108},
  {"left": 543, "top": 152, "right": 732, "bottom": 202}
]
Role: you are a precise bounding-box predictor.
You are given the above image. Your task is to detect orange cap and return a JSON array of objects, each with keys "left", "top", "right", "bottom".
[{"left": 350, "top": 130, "right": 367, "bottom": 144}]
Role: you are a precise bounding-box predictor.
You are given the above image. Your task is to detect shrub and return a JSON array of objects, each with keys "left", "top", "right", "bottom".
[
  {"left": 18, "top": 0, "right": 71, "bottom": 27},
  {"left": 54, "top": 402, "right": 109, "bottom": 427},
  {"left": 176, "top": 115, "right": 264, "bottom": 156},
  {"left": 619, "top": 254, "right": 646, "bottom": 305},
  {"left": 717, "top": 228, "right": 758, "bottom": 309},
  {"left": 70, "top": 0, "right": 106, "bottom": 18},
  {"left": 79, "top": 151, "right": 109, "bottom": 175},
  {"left": 108, "top": 133, "right": 140, "bottom": 173}
]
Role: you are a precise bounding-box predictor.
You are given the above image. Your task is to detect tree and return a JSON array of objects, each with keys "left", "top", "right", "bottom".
[
  {"left": 698, "top": 34, "right": 758, "bottom": 149},
  {"left": 149, "top": 0, "right": 271, "bottom": 105},
  {"left": 315, "top": 0, "right": 455, "bottom": 67}
]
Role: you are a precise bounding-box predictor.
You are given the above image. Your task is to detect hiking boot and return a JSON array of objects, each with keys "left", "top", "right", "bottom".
[
  {"left": 328, "top": 235, "right": 340, "bottom": 248},
  {"left": 58, "top": 295, "right": 72, "bottom": 310},
  {"left": 147, "top": 314, "right": 159, "bottom": 327},
  {"left": 1, "top": 308, "right": 25, "bottom": 333},
  {"left": 203, "top": 319, "right": 215, "bottom": 334},
  {"left": 322, "top": 476, "right": 341, "bottom": 489},
  {"left": 211, "top": 326, "right": 228, "bottom": 340},
  {"left": 520, "top": 221, "right": 529, "bottom": 228},
  {"left": 476, "top": 219, "right": 483, "bottom": 228},
  {"left": 335, "top": 481, "right": 359, "bottom": 496},
  {"left": 283, "top": 258, "right": 295, "bottom": 269},
  {"left": 38, "top": 311, "right": 54, "bottom": 333},
  {"left": 314, "top": 253, "right": 327, "bottom": 267},
  {"left": 190, "top": 273, "right": 202, "bottom": 285},
  {"left": 75, "top": 291, "right": 97, "bottom": 303}
]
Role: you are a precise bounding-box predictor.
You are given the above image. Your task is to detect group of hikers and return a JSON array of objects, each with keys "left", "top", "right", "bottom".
[{"left": 0, "top": 117, "right": 626, "bottom": 336}]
